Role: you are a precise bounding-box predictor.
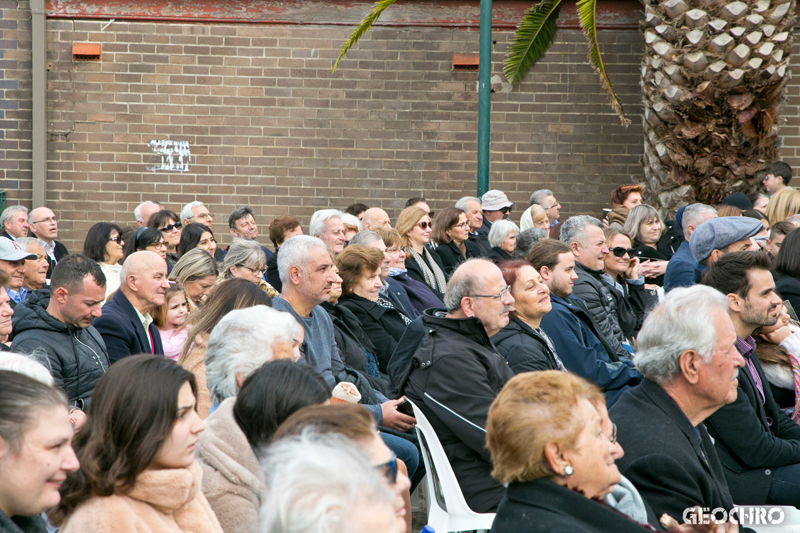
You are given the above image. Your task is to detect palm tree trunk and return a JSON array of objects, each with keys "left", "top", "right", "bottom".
[{"left": 640, "top": 0, "right": 795, "bottom": 212}]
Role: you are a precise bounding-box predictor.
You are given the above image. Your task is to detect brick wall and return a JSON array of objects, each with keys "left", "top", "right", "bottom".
[{"left": 1, "top": 2, "right": 798, "bottom": 251}]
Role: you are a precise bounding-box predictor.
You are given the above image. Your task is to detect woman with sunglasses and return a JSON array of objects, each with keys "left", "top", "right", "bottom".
[
  {"left": 395, "top": 206, "right": 447, "bottom": 300},
  {"left": 147, "top": 209, "right": 183, "bottom": 267},
  {"left": 602, "top": 228, "right": 654, "bottom": 342},
  {"left": 82, "top": 222, "right": 125, "bottom": 299},
  {"left": 430, "top": 207, "right": 480, "bottom": 279}
]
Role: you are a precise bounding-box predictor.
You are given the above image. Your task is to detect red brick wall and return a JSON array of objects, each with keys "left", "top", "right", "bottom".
[{"left": 1, "top": 1, "right": 797, "bottom": 251}]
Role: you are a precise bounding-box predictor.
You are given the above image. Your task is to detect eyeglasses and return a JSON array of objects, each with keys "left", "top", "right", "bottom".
[
  {"left": 148, "top": 241, "right": 168, "bottom": 250},
  {"left": 374, "top": 451, "right": 398, "bottom": 485},
  {"left": 609, "top": 247, "right": 635, "bottom": 258},
  {"left": 428, "top": 211, "right": 435, "bottom": 219},
  {"left": 470, "top": 285, "right": 511, "bottom": 300},
  {"left": 194, "top": 212, "right": 214, "bottom": 220},
  {"left": 500, "top": 206, "right": 512, "bottom": 215},
  {"left": 545, "top": 202, "right": 561, "bottom": 210},
  {"left": 108, "top": 235, "right": 123, "bottom": 244},
  {"left": 240, "top": 264, "right": 266, "bottom": 276},
  {"left": 387, "top": 246, "right": 406, "bottom": 254},
  {"left": 453, "top": 222, "right": 471, "bottom": 230},
  {"left": 32, "top": 216, "right": 57, "bottom": 224},
  {"left": 417, "top": 221, "right": 430, "bottom": 230},
  {"left": 160, "top": 222, "right": 182, "bottom": 232},
  {"left": 610, "top": 422, "right": 617, "bottom": 445}
]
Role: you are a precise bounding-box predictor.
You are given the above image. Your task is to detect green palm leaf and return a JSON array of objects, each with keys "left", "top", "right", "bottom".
[
  {"left": 504, "top": 0, "right": 563, "bottom": 85},
  {"left": 332, "top": 0, "right": 399, "bottom": 72},
  {"left": 576, "top": 0, "right": 630, "bottom": 126}
]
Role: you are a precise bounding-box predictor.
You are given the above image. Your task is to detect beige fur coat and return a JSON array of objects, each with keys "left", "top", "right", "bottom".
[
  {"left": 195, "top": 397, "right": 265, "bottom": 533},
  {"left": 60, "top": 461, "right": 222, "bottom": 533}
]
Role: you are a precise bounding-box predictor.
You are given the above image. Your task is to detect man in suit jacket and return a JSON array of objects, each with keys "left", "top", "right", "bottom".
[
  {"left": 92, "top": 251, "right": 169, "bottom": 363},
  {"left": 702, "top": 251, "right": 800, "bottom": 506},
  {"left": 0, "top": 205, "right": 29, "bottom": 241},
  {"left": 28, "top": 207, "right": 69, "bottom": 278},
  {"left": 610, "top": 284, "right": 743, "bottom": 523}
]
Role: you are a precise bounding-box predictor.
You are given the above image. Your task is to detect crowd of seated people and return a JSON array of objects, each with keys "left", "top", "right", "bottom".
[{"left": 6, "top": 167, "right": 800, "bottom": 532}]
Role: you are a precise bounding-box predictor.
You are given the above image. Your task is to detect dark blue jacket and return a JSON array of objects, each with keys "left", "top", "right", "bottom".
[
  {"left": 92, "top": 290, "right": 164, "bottom": 363},
  {"left": 384, "top": 277, "right": 419, "bottom": 319},
  {"left": 664, "top": 240, "right": 703, "bottom": 292},
  {"left": 389, "top": 272, "right": 443, "bottom": 314},
  {"left": 539, "top": 294, "right": 640, "bottom": 406}
]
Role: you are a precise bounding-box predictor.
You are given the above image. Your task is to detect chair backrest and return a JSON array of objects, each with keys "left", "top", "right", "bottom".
[{"left": 408, "top": 398, "right": 476, "bottom": 513}]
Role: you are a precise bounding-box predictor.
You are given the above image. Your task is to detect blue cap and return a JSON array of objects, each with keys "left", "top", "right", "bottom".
[{"left": 689, "top": 216, "right": 763, "bottom": 263}]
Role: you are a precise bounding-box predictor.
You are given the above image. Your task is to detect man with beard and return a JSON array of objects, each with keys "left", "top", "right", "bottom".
[
  {"left": 702, "top": 251, "right": 800, "bottom": 506},
  {"left": 390, "top": 259, "right": 516, "bottom": 512}
]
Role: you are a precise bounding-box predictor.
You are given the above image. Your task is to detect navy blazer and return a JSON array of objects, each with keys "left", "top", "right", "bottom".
[
  {"left": 664, "top": 241, "right": 703, "bottom": 293},
  {"left": 92, "top": 290, "right": 164, "bottom": 363},
  {"left": 705, "top": 349, "right": 800, "bottom": 504}
]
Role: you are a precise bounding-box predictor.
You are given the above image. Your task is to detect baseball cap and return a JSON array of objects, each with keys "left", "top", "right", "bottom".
[
  {"left": 0, "top": 237, "right": 37, "bottom": 262},
  {"left": 481, "top": 190, "right": 513, "bottom": 211},
  {"left": 689, "top": 217, "right": 763, "bottom": 263}
]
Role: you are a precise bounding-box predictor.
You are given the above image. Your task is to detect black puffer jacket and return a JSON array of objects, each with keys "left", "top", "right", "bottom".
[
  {"left": 491, "top": 316, "right": 564, "bottom": 374},
  {"left": 12, "top": 289, "right": 109, "bottom": 410},
  {"left": 571, "top": 262, "right": 628, "bottom": 356}
]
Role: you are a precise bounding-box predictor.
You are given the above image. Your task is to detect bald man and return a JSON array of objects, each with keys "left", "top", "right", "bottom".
[
  {"left": 391, "top": 259, "right": 515, "bottom": 513},
  {"left": 92, "top": 251, "right": 169, "bottom": 362},
  {"left": 361, "top": 208, "right": 391, "bottom": 232},
  {"left": 28, "top": 206, "right": 69, "bottom": 277}
]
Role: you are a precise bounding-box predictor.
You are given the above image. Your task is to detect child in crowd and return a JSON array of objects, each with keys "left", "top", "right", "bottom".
[{"left": 153, "top": 282, "right": 190, "bottom": 361}]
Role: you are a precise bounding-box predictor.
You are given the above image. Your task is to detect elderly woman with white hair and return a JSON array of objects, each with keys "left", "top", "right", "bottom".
[
  {"left": 488, "top": 219, "right": 520, "bottom": 262},
  {"left": 204, "top": 305, "right": 304, "bottom": 408},
  {"left": 220, "top": 238, "right": 277, "bottom": 298}
]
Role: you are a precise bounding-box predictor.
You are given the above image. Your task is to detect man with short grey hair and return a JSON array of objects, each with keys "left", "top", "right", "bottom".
[
  {"left": 15, "top": 237, "right": 50, "bottom": 293},
  {"left": 512, "top": 228, "right": 548, "bottom": 258},
  {"left": 456, "top": 196, "right": 491, "bottom": 256},
  {"left": 309, "top": 209, "right": 347, "bottom": 256},
  {"left": 391, "top": 259, "right": 515, "bottom": 513},
  {"left": 530, "top": 189, "right": 561, "bottom": 227},
  {"left": 610, "top": 284, "right": 742, "bottom": 523},
  {"left": 133, "top": 200, "right": 162, "bottom": 228},
  {"left": 0, "top": 206, "right": 29, "bottom": 240},
  {"left": 180, "top": 200, "right": 214, "bottom": 228},
  {"left": 561, "top": 215, "right": 630, "bottom": 358},
  {"left": 663, "top": 204, "right": 718, "bottom": 292}
]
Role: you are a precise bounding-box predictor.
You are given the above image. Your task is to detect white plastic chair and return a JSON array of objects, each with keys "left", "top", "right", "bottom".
[{"left": 408, "top": 398, "right": 496, "bottom": 533}]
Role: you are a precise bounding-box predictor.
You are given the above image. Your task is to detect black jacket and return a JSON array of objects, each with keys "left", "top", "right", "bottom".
[
  {"left": 12, "top": 290, "right": 109, "bottom": 410},
  {"left": 603, "top": 275, "right": 654, "bottom": 339},
  {"left": 92, "top": 289, "right": 164, "bottom": 363},
  {"left": 491, "top": 316, "right": 563, "bottom": 374},
  {"left": 773, "top": 271, "right": 800, "bottom": 318},
  {"left": 390, "top": 310, "right": 514, "bottom": 513},
  {"left": 469, "top": 231, "right": 492, "bottom": 257},
  {"left": 337, "top": 293, "right": 409, "bottom": 373},
  {"left": 572, "top": 262, "right": 628, "bottom": 355},
  {"left": 404, "top": 249, "right": 447, "bottom": 300},
  {"left": 632, "top": 235, "right": 677, "bottom": 286},
  {"left": 320, "top": 301, "right": 392, "bottom": 396},
  {"left": 487, "top": 246, "right": 512, "bottom": 263},
  {"left": 42, "top": 240, "right": 69, "bottom": 279},
  {"left": 704, "top": 349, "right": 800, "bottom": 504},
  {"left": 610, "top": 379, "right": 735, "bottom": 522},
  {"left": 491, "top": 478, "right": 653, "bottom": 533},
  {"left": 432, "top": 240, "right": 480, "bottom": 279},
  {"left": 266, "top": 248, "right": 281, "bottom": 292}
]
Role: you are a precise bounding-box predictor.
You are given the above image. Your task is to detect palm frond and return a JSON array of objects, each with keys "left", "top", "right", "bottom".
[
  {"left": 576, "top": 0, "right": 630, "bottom": 126},
  {"left": 332, "top": 0, "right": 399, "bottom": 72},
  {"left": 503, "top": 0, "right": 563, "bottom": 85}
]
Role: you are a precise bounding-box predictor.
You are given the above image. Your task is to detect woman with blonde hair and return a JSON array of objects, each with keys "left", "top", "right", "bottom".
[
  {"left": 169, "top": 248, "right": 219, "bottom": 308},
  {"left": 765, "top": 187, "right": 800, "bottom": 226},
  {"left": 395, "top": 206, "right": 447, "bottom": 299}
]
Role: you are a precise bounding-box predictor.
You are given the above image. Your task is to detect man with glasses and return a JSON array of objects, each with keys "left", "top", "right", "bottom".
[
  {"left": 390, "top": 259, "right": 516, "bottom": 513},
  {"left": 528, "top": 239, "right": 640, "bottom": 406},
  {"left": 561, "top": 215, "right": 631, "bottom": 358},
  {"left": 28, "top": 206, "right": 69, "bottom": 278},
  {"left": 477, "top": 190, "right": 513, "bottom": 239}
]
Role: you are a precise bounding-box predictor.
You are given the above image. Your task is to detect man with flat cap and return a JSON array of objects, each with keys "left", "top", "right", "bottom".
[{"left": 690, "top": 216, "right": 762, "bottom": 270}]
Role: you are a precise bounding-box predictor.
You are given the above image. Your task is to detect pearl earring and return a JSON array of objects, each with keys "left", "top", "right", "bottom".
[{"left": 563, "top": 464, "right": 573, "bottom": 477}]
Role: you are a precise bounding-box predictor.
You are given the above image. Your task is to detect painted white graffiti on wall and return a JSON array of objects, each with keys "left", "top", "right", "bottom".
[{"left": 147, "top": 140, "right": 191, "bottom": 172}]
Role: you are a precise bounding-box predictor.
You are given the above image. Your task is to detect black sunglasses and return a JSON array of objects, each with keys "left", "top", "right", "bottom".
[
  {"left": 160, "top": 222, "right": 182, "bottom": 232},
  {"left": 610, "top": 247, "right": 635, "bottom": 258},
  {"left": 500, "top": 206, "right": 513, "bottom": 215},
  {"left": 374, "top": 451, "right": 397, "bottom": 485},
  {"left": 108, "top": 235, "right": 122, "bottom": 244}
]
